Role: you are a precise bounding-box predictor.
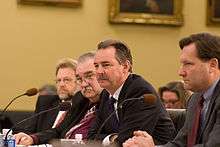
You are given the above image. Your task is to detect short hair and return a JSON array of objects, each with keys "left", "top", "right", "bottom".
[
  {"left": 97, "top": 39, "right": 133, "bottom": 72},
  {"left": 78, "top": 52, "right": 96, "bottom": 64},
  {"left": 179, "top": 33, "right": 220, "bottom": 69},
  {"left": 159, "top": 81, "right": 191, "bottom": 108},
  {"left": 55, "top": 58, "right": 77, "bottom": 75}
]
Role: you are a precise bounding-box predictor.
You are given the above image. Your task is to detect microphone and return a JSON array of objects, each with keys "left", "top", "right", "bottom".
[
  {"left": 25, "top": 88, "right": 38, "bottom": 96},
  {"left": 1, "top": 88, "right": 38, "bottom": 114},
  {"left": 4, "top": 102, "right": 71, "bottom": 147},
  {"left": 96, "top": 94, "right": 157, "bottom": 138}
]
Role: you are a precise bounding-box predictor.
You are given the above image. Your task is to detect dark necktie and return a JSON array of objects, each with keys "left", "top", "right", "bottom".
[
  {"left": 108, "top": 97, "right": 119, "bottom": 132},
  {"left": 187, "top": 96, "right": 204, "bottom": 147}
]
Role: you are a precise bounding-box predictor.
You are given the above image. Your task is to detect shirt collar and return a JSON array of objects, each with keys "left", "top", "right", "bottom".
[
  {"left": 109, "top": 83, "right": 124, "bottom": 101},
  {"left": 203, "top": 78, "right": 220, "bottom": 101}
]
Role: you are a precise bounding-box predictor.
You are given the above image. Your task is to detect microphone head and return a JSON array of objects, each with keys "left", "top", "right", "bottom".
[
  {"left": 25, "top": 88, "right": 38, "bottom": 96},
  {"left": 143, "top": 94, "right": 157, "bottom": 105},
  {"left": 59, "top": 102, "right": 71, "bottom": 111}
]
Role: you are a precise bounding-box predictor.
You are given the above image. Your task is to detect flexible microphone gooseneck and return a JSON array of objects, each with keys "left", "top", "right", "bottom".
[
  {"left": 4, "top": 102, "right": 71, "bottom": 147},
  {"left": 1, "top": 88, "right": 38, "bottom": 114},
  {"left": 96, "top": 94, "right": 157, "bottom": 138}
]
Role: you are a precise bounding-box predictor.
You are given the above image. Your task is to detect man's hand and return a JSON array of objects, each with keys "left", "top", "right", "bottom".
[
  {"left": 123, "top": 131, "right": 155, "bottom": 147},
  {"left": 14, "top": 132, "right": 34, "bottom": 146}
]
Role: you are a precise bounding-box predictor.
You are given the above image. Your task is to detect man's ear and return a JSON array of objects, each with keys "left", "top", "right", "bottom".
[
  {"left": 209, "top": 58, "right": 219, "bottom": 72},
  {"left": 209, "top": 58, "right": 219, "bottom": 69},
  {"left": 122, "top": 60, "right": 131, "bottom": 72}
]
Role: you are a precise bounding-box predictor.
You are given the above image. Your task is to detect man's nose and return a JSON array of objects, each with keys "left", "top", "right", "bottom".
[
  {"left": 178, "top": 67, "right": 185, "bottom": 77},
  {"left": 81, "top": 79, "right": 89, "bottom": 87},
  {"left": 58, "top": 81, "right": 66, "bottom": 86},
  {"left": 96, "top": 65, "right": 104, "bottom": 74}
]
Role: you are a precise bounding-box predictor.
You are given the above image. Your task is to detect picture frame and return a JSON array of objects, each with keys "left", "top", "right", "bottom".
[
  {"left": 109, "top": 0, "right": 183, "bottom": 26},
  {"left": 17, "top": 0, "right": 81, "bottom": 7},
  {"left": 207, "top": 0, "right": 220, "bottom": 25}
]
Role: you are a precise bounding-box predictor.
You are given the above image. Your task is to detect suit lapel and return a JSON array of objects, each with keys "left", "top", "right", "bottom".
[
  {"left": 117, "top": 74, "right": 133, "bottom": 122},
  {"left": 198, "top": 80, "right": 220, "bottom": 141},
  {"left": 117, "top": 74, "right": 133, "bottom": 103}
]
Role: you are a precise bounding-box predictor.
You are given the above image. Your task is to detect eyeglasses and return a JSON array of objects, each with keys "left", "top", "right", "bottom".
[
  {"left": 76, "top": 72, "right": 96, "bottom": 84},
  {"left": 55, "top": 77, "right": 74, "bottom": 85}
]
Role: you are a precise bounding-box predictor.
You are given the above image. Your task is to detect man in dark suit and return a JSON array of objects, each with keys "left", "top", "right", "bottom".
[
  {"left": 20, "top": 58, "right": 78, "bottom": 134},
  {"left": 15, "top": 52, "right": 103, "bottom": 145},
  {"left": 123, "top": 33, "right": 220, "bottom": 147},
  {"left": 21, "top": 95, "right": 60, "bottom": 134},
  {"left": 88, "top": 39, "right": 175, "bottom": 146}
]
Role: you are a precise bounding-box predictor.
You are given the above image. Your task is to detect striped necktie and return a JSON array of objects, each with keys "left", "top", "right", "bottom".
[{"left": 187, "top": 96, "right": 204, "bottom": 147}]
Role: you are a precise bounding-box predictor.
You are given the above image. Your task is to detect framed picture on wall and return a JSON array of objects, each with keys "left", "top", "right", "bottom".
[
  {"left": 109, "top": 0, "right": 183, "bottom": 26},
  {"left": 17, "top": 0, "right": 81, "bottom": 7},
  {"left": 207, "top": 0, "right": 220, "bottom": 25}
]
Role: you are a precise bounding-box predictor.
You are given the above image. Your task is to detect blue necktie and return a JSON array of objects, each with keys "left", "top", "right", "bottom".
[{"left": 108, "top": 97, "right": 119, "bottom": 132}]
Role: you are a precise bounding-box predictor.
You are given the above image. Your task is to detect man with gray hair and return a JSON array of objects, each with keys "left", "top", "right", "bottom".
[{"left": 15, "top": 52, "right": 103, "bottom": 145}]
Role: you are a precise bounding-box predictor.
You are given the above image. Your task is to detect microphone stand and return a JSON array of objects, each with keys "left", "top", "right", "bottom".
[
  {"left": 0, "top": 93, "right": 26, "bottom": 133},
  {"left": 1, "top": 88, "right": 38, "bottom": 115},
  {"left": 4, "top": 105, "right": 60, "bottom": 147},
  {"left": 95, "top": 93, "right": 156, "bottom": 140},
  {"left": 0, "top": 88, "right": 38, "bottom": 132},
  {"left": 96, "top": 97, "right": 144, "bottom": 137},
  {"left": 4, "top": 101, "right": 71, "bottom": 147},
  {"left": 1, "top": 94, "right": 25, "bottom": 115}
]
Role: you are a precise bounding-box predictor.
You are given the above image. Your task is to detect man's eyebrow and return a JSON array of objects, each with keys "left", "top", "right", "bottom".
[
  {"left": 94, "top": 61, "right": 110, "bottom": 64},
  {"left": 97, "top": 61, "right": 111, "bottom": 65},
  {"left": 84, "top": 71, "right": 93, "bottom": 75}
]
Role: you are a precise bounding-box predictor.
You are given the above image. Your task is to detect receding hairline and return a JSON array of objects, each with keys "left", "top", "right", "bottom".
[
  {"left": 55, "top": 58, "right": 77, "bottom": 75},
  {"left": 77, "top": 51, "right": 96, "bottom": 64}
]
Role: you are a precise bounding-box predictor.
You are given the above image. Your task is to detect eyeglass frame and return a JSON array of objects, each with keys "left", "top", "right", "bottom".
[
  {"left": 55, "top": 77, "right": 75, "bottom": 85},
  {"left": 76, "top": 71, "right": 96, "bottom": 84}
]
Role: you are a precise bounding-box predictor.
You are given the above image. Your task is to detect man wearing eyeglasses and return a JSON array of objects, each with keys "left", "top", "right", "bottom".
[
  {"left": 15, "top": 52, "right": 103, "bottom": 145},
  {"left": 54, "top": 58, "right": 79, "bottom": 102},
  {"left": 14, "top": 58, "right": 78, "bottom": 134}
]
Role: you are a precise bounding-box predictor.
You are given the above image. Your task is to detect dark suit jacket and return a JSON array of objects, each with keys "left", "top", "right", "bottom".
[
  {"left": 21, "top": 95, "right": 60, "bottom": 134},
  {"left": 88, "top": 74, "right": 175, "bottom": 146},
  {"left": 32, "top": 91, "right": 96, "bottom": 144},
  {"left": 166, "top": 80, "right": 220, "bottom": 147}
]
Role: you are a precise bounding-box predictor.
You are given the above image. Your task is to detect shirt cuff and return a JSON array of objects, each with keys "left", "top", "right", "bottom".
[
  {"left": 30, "top": 134, "right": 39, "bottom": 145},
  {"left": 102, "top": 134, "right": 111, "bottom": 146}
]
